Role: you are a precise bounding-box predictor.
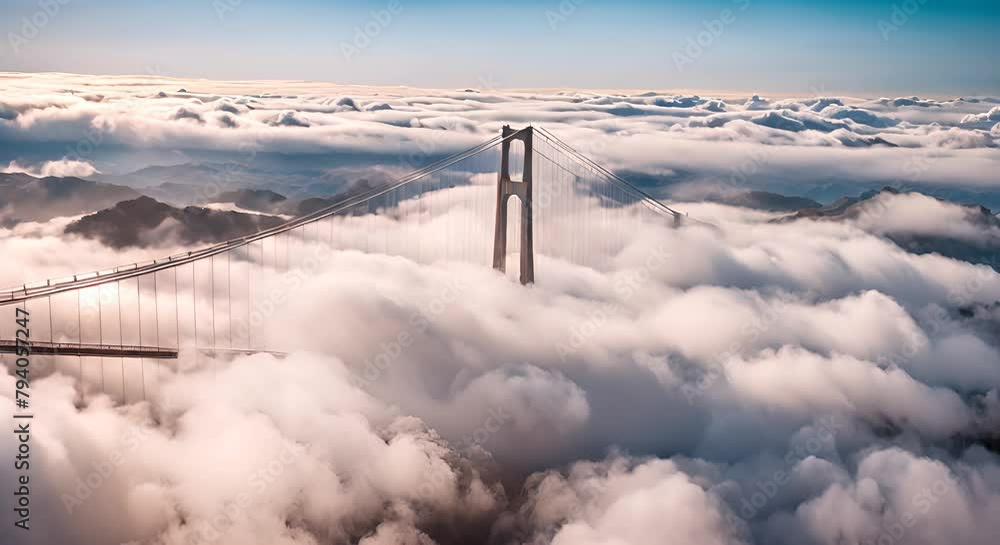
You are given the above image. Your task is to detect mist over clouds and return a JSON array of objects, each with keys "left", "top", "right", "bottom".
[{"left": 1, "top": 73, "right": 999, "bottom": 205}]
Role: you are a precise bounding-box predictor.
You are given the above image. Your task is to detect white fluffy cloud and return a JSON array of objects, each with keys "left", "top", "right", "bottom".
[
  {"left": 2, "top": 182, "right": 999, "bottom": 543},
  {"left": 850, "top": 192, "right": 1000, "bottom": 242},
  {"left": 3, "top": 158, "right": 99, "bottom": 178}
]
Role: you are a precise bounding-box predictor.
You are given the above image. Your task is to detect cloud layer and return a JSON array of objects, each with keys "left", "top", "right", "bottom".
[
  {"left": 2, "top": 181, "right": 1000, "bottom": 544},
  {"left": 1, "top": 73, "right": 999, "bottom": 545},
  {"left": 1, "top": 72, "right": 999, "bottom": 204}
]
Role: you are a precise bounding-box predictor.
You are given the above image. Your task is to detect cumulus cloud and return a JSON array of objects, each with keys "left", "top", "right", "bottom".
[
  {"left": 172, "top": 106, "right": 205, "bottom": 123},
  {"left": 879, "top": 97, "right": 942, "bottom": 108},
  {"left": 0, "top": 355, "right": 504, "bottom": 545},
  {"left": 960, "top": 106, "right": 1000, "bottom": 129},
  {"left": 271, "top": 110, "right": 311, "bottom": 127},
  {"left": 3, "top": 158, "right": 100, "bottom": 178},
  {"left": 702, "top": 100, "right": 727, "bottom": 112},
  {"left": 825, "top": 106, "right": 900, "bottom": 128},
  {"left": 850, "top": 192, "right": 1000, "bottom": 242},
  {"left": 215, "top": 101, "right": 242, "bottom": 114},
  {"left": 513, "top": 456, "right": 741, "bottom": 545},
  {"left": 744, "top": 94, "right": 771, "bottom": 110},
  {"left": 3, "top": 172, "right": 1000, "bottom": 542}
]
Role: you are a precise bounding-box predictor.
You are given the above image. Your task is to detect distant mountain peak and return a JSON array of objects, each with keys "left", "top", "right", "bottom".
[
  {"left": 65, "top": 196, "right": 284, "bottom": 248},
  {"left": 0, "top": 172, "right": 140, "bottom": 225}
]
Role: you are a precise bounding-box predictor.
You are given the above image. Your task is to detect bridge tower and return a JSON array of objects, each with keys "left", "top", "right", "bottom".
[{"left": 493, "top": 126, "right": 535, "bottom": 285}]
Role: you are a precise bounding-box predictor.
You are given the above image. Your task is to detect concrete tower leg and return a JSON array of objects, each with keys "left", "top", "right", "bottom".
[{"left": 492, "top": 126, "right": 534, "bottom": 285}]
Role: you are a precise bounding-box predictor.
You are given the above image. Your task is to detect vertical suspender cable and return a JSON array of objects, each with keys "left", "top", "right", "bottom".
[
  {"left": 117, "top": 281, "right": 125, "bottom": 400},
  {"left": 77, "top": 287, "right": 82, "bottom": 382},
  {"left": 152, "top": 273, "right": 159, "bottom": 395},
  {"left": 47, "top": 295, "right": 53, "bottom": 343},
  {"left": 211, "top": 255, "right": 216, "bottom": 349},
  {"left": 192, "top": 262, "right": 198, "bottom": 351},
  {"left": 246, "top": 244, "right": 251, "bottom": 350},
  {"left": 228, "top": 251, "right": 232, "bottom": 349},
  {"left": 250, "top": 240, "right": 267, "bottom": 350},
  {"left": 154, "top": 271, "right": 160, "bottom": 349},
  {"left": 116, "top": 284, "right": 123, "bottom": 347},
  {"left": 137, "top": 277, "right": 143, "bottom": 401},
  {"left": 174, "top": 267, "right": 179, "bottom": 351},
  {"left": 98, "top": 286, "right": 105, "bottom": 393}
]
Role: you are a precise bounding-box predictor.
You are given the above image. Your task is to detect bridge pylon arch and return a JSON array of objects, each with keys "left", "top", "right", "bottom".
[{"left": 492, "top": 126, "right": 535, "bottom": 285}]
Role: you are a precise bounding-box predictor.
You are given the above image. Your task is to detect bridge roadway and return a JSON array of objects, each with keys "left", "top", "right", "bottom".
[
  {"left": 0, "top": 340, "right": 287, "bottom": 360},
  {"left": 0, "top": 340, "right": 178, "bottom": 358}
]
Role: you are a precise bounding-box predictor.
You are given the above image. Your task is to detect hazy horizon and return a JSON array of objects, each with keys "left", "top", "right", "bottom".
[
  {"left": 5, "top": 69, "right": 1000, "bottom": 102},
  {"left": 3, "top": 0, "right": 999, "bottom": 95}
]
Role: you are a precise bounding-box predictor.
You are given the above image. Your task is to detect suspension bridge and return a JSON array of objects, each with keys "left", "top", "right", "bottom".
[{"left": 0, "top": 126, "right": 686, "bottom": 401}]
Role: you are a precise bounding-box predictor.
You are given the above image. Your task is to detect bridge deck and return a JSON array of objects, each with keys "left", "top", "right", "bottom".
[
  {"left": 0, "top": 341, "right": 288, "bottom": 360},
  {"left": 0, "top": 340, "right": 178, "bottom": 359}
]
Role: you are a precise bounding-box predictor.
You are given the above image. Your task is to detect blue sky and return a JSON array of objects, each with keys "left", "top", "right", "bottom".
[{"left": 1, "top": 0, "right": 997, "bottom": 95}]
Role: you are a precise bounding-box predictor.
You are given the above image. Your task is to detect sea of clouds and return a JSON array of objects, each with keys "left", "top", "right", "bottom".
[
  {"left": 1, "top": 72, "right": 998, "bottom": 199},
  {"left": 1, "top": 73, "right": 999, "bottom": 545}
]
